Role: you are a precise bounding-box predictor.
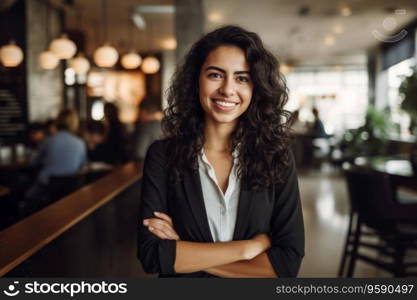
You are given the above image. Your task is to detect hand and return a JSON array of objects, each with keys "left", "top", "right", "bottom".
[
  {"left": 243, "top": 234, "right": 271, "bottom": 260},
  {"left": 143, "top": 212, "right": 180, "bottom": 240}
]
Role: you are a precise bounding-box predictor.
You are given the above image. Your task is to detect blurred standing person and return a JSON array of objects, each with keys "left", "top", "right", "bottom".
[
  {"left": 99, "top": 102, "right": 128, "bottom": 165},
  {"left": 310, "top": 107, "right": 327, "bottom": 138},
  {"left": 83, "top": 120, "right": 107, "bottom": 162},
  {"left": 131, "top": 100, "right": 164, "bottom": 161},
  {"left": 290, "top": 110, "right": 308, "bottom": 167},
  {"left": 290, "top": 110, "right": 308, "bottom": 135},
  {"left": 26, "top": 109, "right": 87, "bottom": 200}
]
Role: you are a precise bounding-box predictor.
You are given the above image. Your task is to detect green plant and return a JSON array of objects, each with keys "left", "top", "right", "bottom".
[
  {"left": 399, "top": 66, "right": 417, "bottom": 134},
  {"left": 340, "top": 105, "right": 394, "bottom": 158}
]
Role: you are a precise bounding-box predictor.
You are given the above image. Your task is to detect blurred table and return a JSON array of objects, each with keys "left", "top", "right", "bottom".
[
  {"left": 0, "top": 157, "right": 32, "bottom": 171},
  {"left": 0, "top": 185, "right": 10, "bottom": 197},
  {"left": 353, "top": 156, "right": 417, "bottom": 191}
]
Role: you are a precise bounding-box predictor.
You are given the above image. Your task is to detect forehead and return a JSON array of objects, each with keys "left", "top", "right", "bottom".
[{"left": 202, "top": 46, "right": 249, "bottom": 70}]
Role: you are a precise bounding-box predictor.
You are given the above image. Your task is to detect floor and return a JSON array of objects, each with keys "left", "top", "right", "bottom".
[{"left": 297, "top": 163, "right": 397, "bottom": 277}]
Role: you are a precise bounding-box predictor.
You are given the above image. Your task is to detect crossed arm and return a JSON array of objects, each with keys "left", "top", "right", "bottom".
[{"left": 143, "top": 211, "right": 278, "bottom": 277}]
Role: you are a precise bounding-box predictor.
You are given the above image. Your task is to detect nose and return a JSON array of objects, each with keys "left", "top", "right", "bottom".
[{"left": 218, "top": 77, "right": 236, "bottom": 97}]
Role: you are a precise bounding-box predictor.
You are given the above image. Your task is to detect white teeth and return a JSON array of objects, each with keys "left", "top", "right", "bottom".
[{"left": 214, "top": 100, "right": 237, "bottom": 107}]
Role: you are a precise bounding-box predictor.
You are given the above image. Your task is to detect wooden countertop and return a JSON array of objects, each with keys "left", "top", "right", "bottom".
[{"left": 0, "top": 161, "right": 143, "bottom": 276}]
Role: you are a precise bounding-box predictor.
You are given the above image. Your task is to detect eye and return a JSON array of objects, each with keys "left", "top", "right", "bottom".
[
  {"left": 207, "top": 72, "right": 222, "bottom": 79},
  {"left": 236, "top": 76, "right": 250, "bottom": 83}
]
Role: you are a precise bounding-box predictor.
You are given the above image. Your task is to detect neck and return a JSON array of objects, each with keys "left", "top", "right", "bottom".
[{"left": 203, "top": 118, "right": 237, "bottom": 152}]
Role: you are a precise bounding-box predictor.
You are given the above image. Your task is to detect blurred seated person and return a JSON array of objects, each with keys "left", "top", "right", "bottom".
[
  {"left": 45, "top": 119, "right": 58, "bottom": 136},
  {"left": 26, "top": 109, "right": 87, "bottom": 201},
  {"left": 131, "top": 100, "right": 163, "bottom": 161},
  {"left": 26, "top": 122, "right": 47, "bottom": 159}
]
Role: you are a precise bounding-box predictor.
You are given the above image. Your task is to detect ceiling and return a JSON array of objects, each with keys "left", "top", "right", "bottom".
[{"left": 53, "top": 0, "right": 417, "bottom": 67}]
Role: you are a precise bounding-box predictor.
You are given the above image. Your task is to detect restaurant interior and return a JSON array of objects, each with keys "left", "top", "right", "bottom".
[{"left": 0, "top": 0, "right": 417, "bottom": 278}]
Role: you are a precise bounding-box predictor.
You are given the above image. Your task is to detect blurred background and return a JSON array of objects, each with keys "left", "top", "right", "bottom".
[{"left": 0, "top": 0, "right": 417, "bottom": 278}]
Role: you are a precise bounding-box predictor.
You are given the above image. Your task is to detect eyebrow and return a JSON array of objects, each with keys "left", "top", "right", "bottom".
[{"left": 204, "top": 66, "right": 250, "bottom": 75}]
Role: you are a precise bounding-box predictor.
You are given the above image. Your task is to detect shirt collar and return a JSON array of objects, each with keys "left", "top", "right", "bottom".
[{"left": 199, "top": 147, "right": 239, "bottom": 164}]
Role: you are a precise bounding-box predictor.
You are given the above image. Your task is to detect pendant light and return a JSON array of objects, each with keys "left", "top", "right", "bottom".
[
  {"left": 70, "top": 53, "right": 90, "bottom": 74},
  {"left": 121, "top": 51, "right": 142, "bottom": 69},
  {"left": 93, "top": 0, "right": 119, "bottom": 67},
  {"left": 141, "top": 20, "right": 160, "bottom": 74},
  {"left": 121, "top": 7, "right": 142, "bottom": 69},
  {"left": 39, "top": 3, "right": 59, "bottom": 70},
  {"left": 141, "top": 56, "right": 160, "bottom": 74},
  {"left": 39, "top": 50, "right": 59, "bottom": 69},
  {"left": 68, "top": 8, "right": 90, "bottom": 74},
  {"left": 50, "top": 34, "right": 77, "bottom": 59},
  {"left": 94, "top": 44, "right": 118, "bottom": 68},
  {"left": 0, "top": 41, "right": 23, "bottom": 67}
]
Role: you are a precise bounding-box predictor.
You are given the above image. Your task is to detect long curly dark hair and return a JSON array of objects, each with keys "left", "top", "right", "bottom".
[{"left": 163, "top": 25, "right": 292, "bottom": 190}]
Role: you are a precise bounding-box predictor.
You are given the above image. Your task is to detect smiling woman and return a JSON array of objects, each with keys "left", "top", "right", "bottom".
[{"left": 137, "top": 25, "right": 304, "bottom": 278}]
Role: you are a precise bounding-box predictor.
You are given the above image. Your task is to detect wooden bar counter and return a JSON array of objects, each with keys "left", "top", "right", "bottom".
[{"left": 0, "top": 162, "right": 143, "bottom": 276}]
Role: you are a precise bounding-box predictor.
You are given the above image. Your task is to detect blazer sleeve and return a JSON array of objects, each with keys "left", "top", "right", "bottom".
[
  {"left": 137, "top": 140, "right": 177, "bottom": 275},
  {"left": 266, "top": 154, "right": 305, "bottom": 277}
]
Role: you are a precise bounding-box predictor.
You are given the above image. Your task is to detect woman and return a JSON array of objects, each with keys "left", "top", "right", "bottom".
[{"left": 137, "top": 25, "right": 304, "bottom": 277}]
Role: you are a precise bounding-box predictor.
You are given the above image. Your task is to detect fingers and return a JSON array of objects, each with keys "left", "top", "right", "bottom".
[
  {"left": 149, "top": 227, "right": 170, "bottom": 239},
  {"left": 143, "top": 218, "right": 179, "bottom": 240},
  {"left": 153, "top": 211, "right": 173, "bottom": 225}
]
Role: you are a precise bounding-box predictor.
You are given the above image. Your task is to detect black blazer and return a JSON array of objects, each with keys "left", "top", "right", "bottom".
[{"left": 137, "top": 140, "right": 305, "bottom": 277}]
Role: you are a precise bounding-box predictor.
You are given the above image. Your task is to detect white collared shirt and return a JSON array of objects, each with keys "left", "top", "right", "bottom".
[{"left": 198, "top": 149, "right": 240, "bottom": 242}]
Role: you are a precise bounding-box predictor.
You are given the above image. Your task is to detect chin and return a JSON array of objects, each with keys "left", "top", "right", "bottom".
[{"left": 210, "top": 113, "right": 239, "bottom": 124}]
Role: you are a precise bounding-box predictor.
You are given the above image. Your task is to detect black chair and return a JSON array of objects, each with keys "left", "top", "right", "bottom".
[
  {"left": 338, "top": 167, "right": 417, "bottom": 277},
  {"left": 47, "top": 173, "right": 85, "bottom": 203},
  {"left": 19, "top": 173, "right": 86, "bottom": 218}
]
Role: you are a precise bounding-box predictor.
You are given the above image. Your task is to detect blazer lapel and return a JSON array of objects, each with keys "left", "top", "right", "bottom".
[
  {"left": 183, "top": 168, "right": 214, "bottom": 242},
  {"left": 233, "top": 178, "right": 254, "bottom": 240}
]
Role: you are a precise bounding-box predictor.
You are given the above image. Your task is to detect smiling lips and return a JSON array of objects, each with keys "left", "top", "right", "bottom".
[{"left": 211, "top": 98, "right": 240, "bottom": 111}]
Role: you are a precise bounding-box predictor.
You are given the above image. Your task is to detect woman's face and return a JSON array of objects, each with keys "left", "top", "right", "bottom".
[{"left": 198, "top": 45, "right": 253, "bottom": 125}]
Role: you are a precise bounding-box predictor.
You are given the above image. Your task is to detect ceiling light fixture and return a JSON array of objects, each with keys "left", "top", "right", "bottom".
[
  {"left": 333, "top": 24, "right": 344, "bottom": 34},
  {"left": 122, "top": 6, "right": 142, "bottom": 70},
  {"left": 324, "top": 35, "right": 335, "bottom": 46},
  {"left": 141, "top": 56, "right": 160, "bottom": 74},
  {"left": 280, "top": 63, "right": 292, "bottom": 73},
  {"left": 208, "top": 11, "right": 223, "bottom": 23},
  {"left": 121, "top": 51, "right": 142, "bottom": 69},
  {"left": 161, "top": 38, "right": 177, "bottom": 50},
  {"left": 39, "top": 50, "right": 59, "bottom": 69},
  {"left": 39, "top": 4, "right": 59, "bottom": 70},
  {"left": 70, "top": 53, "right": 90, "bottom": 74},
  {"left": 93, "top": 0, "right": 119, "bottom": 68},
  {"left": 340, "top": 6, "right": 352, "bottom": 17},
  {"left": 0, "top": 41, "right": 23, "bottom": 67},
  {"left": 50, "top": 34, "right": 77, "bottom": 59}
]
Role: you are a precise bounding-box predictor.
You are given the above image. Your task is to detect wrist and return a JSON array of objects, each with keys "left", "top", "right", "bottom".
[{"left": 241, "top": 240, "right": 258, "bottom": 260}]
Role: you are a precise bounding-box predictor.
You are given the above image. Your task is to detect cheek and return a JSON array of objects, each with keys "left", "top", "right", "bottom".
[
  {"left": 201, "top": 80, "right": 217, "bottom": 96},
  {"left": 199, "top": 80, "right": 218, "bottom": 104},
  {"left": 240, "top": 88, "right": 253, "bottom": 108}
]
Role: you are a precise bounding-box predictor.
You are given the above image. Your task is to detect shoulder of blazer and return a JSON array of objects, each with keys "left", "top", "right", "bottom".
[{"left": 146, "top": 138, "right": 170, "bottom": 161}]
